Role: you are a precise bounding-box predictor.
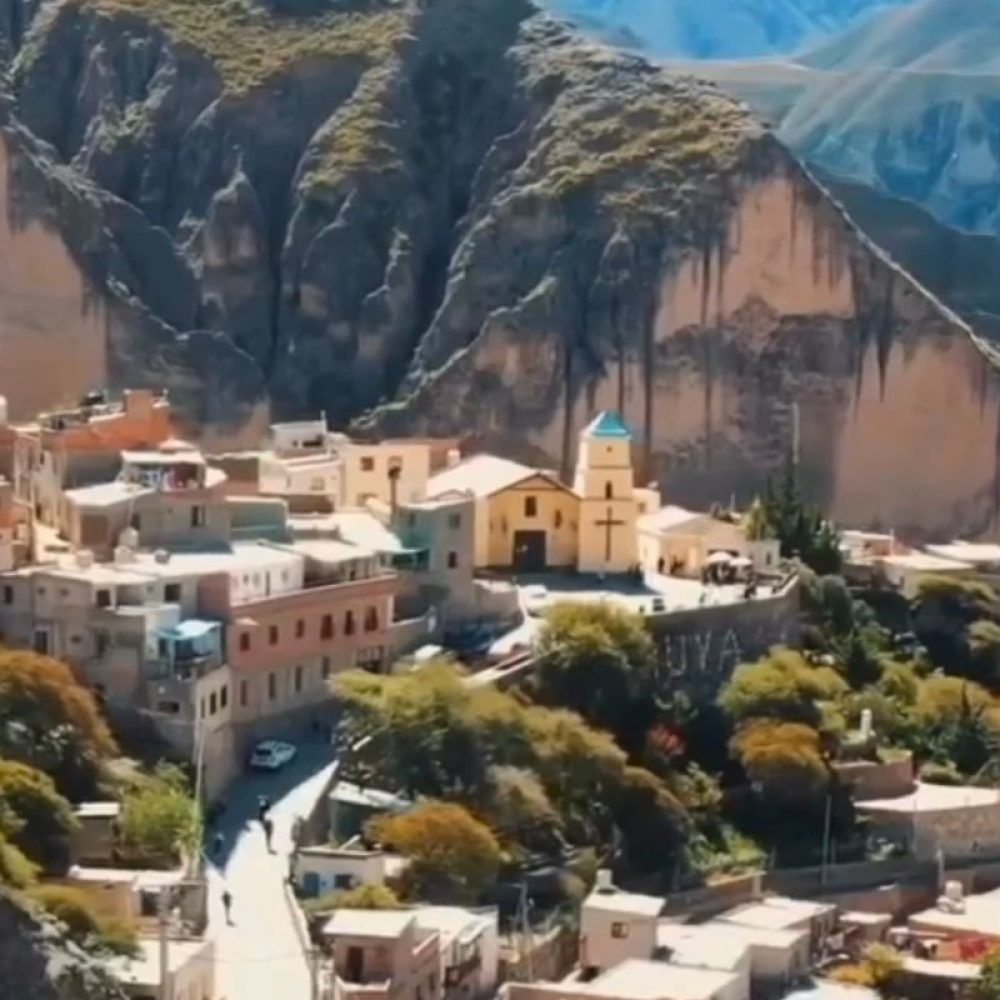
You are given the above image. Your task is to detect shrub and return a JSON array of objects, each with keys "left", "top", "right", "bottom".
[
  {"left": 27, "top": 884, "right": 138, "bottom": 956},
  {"left": 0, "top": 760, "right": 77, "bottom": 870}
]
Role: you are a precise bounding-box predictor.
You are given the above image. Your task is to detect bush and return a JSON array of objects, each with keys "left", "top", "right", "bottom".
[
  {"left": 27, "top": 884, "right": 138, "bottom": 956},
  {"left": 302, "top": 883, "right": 401, "bottom": 916},
  {"left": 0, "top": 760, "right": 77, "bottom": 871},
  {"left": 0, "top": 830, "right": 38, "bottom": 888},
  {"left": 919, "top": 761, "right": 965, "bottom": 786}
]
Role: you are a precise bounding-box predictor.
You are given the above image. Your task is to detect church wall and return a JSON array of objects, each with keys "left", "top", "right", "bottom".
[{"left": 485, "top": 480, "right": 579, "bottom": 568}]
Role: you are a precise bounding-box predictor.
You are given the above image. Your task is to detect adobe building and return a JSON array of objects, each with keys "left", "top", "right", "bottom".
[
  {"left": 1, "top": 389, "right": 174, "bottom": 525},
  {"left": 424, "top": 412, "right": 658, "bottom": 574}
]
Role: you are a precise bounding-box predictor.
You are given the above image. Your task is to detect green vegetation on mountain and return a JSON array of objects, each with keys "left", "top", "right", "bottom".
[{"left": 64, "top": 0, "right": 409, "bottom": 94}]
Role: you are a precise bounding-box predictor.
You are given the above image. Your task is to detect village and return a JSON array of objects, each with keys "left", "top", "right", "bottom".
[{"left": 3, "top": 387, "right": 1000, "bottom": 1000}]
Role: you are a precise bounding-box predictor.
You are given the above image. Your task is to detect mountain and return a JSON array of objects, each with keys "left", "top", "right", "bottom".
[
  {"left": 680, "top": 0, "right": 1000, "bottom": 237},
  {"left": 1, "top": 0, "right": 1000, "bottom": 535},
  {"left": 541, "top": 0, "right": 913, "bottom": 59}
]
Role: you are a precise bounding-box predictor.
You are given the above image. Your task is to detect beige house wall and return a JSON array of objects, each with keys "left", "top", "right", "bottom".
[
  {"left": 579, "top": 906, "right": 656, "bottom": 972},
  {"left": 343, "top": 442, "right": 435, "bottom": 508}
]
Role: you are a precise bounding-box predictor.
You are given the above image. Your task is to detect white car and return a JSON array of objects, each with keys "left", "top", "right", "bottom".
[
  {"left": 249, "top": 740, "right": 297, "bottom": 772},
  {"left": 522, "top": 585, "right": 549, "bottom": 617}
]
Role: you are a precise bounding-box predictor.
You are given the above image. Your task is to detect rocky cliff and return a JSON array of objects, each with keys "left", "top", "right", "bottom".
[
  {"left": 1, "top": 0, "right": 1000, "bottom": 535},
  {"left": 0, "top": 892, "right": 127, "bottom": 999}
]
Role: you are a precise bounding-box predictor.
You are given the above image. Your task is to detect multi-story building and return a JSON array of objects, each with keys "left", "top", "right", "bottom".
[
  {"left": 0, "top": 476, "right": 32, "bottom": 570},
  {"left": 320, "top": 905, "right": 498, "bottom": 1000},
  {"left": 0, "top": 388, "right": 174, "bottom": 525},
  {"left": 58, "top": 440, "right": 232, "bottom": 559},
  {"left": 341, "top": 438, "right": 458, "bottom": 510}
]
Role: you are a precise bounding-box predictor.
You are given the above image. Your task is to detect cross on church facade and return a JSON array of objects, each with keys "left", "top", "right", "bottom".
[{"left": 595, "top": 506, "right": 625, "bottom": 562}]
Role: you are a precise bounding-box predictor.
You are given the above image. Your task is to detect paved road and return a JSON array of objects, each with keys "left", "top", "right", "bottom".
[{"left": 204, "top": 743, "right": 337, "bottom": 1000}]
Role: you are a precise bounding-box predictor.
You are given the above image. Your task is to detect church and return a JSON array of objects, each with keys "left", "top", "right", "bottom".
[{"left": 424, "top": 412, "right": 660, "bottom": 574}]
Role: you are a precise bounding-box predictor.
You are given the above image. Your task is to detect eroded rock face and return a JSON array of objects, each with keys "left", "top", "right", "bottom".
[{"left": 0, "top": 0, "right": 997, "bottom": 534}]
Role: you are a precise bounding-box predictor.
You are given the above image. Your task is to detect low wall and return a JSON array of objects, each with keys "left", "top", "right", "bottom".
[
  {"left": 647, "top": 579, "right": 800, "bottom": 695},
  {"left": 834, "top": 754, "right": 915, "bottom": 801}
]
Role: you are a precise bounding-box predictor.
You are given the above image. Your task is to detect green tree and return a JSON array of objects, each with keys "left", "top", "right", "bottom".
[
  {"left": 975, "top": 946, "right": 1000, "bottom": 1000},
  {"left": 370, "top": 801, "right": 502, "bottom": 903},
  {"left": 0, "top": 830, "right": 38, "bottom": 888},
  {"left": 0, "top": 651, "right": 117, "bottom": 799},
  {"left": 120, "top": 769, "right": 199, "bottom": 868},
  {"left": 968, "top": 620, "right": 1000, "bottom": 690},
  {"left": 719, "top": 648, "right": 846, "bottom": 728},
  {"left": 0, "top": 759, "right": 77, "bottom": 871},
  {"left": 532, "top": 603, "right": 657, "bottom": 749}
]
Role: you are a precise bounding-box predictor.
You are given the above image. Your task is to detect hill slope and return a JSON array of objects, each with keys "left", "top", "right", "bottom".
[{"left": 1, "top": 0, "right": 1000, "bottom": 534}]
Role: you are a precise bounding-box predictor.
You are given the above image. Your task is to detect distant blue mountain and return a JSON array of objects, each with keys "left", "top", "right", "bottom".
[{"left": 544, "top": 0, "right": 915, "bottom": 59}]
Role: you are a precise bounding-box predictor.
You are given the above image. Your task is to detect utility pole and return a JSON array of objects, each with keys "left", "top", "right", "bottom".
[
  {"left": 158, "top": 888, "right": 172, "bottom": 1000},
  {"left": 820, "top": 792, "right": 833, "bottom": 886}
]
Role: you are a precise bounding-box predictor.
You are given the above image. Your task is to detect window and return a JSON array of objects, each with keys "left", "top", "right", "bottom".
[
  {"left": 209, "top": 692, "right": 217, "bottom": 715},
  {"left": 448, "top": 513, "right": 461, "bottom": 529},
  {"left": 33, "top": 630, "right": 49, "bottom": 655},
  {"left": 320, "top": 614, "right": 333, "bottom": 639},
  {"left": 364, "top": 607, "right": 379, "bottom": 632},
  {"left": 164, "top": 582, "right": 181, "bottom": 602},
  {"left": 333, "top": 874, "right": 354, "bottom": 890},
  {"left": 294, "top": 666, "right": 303, "bottom": 693},
  {"left": 605, "top": 481, "right": 613, "bottom": 499},
  {"left": 2, "top": 586, "right": 12, "bottom": 605},
  {"left": 95, "top": 589, "right": 112, "bottom": 609},
  {"left": 321, "top": 656, "right": 332, "bottom": 679},
  {"left": 268, "top": 672, "right": 277, "bottom": 700},
  {"left": 344, "top": 611, "right": 355, "bottom": 636},
  {"left": 524, "top": 496, "right": 537, "bottom": 518},
  {"left": 35, "top": 586, "right": 46, "bottom": 596},
  {"left": 360, "top": 456, "right": 375, "bottom": 472},
  {"left": 220, "top": 686, "right": 228, "bottom": 709},
  {"left": 58, "top": 587, "right": 69, "bottom": 598},
  {"left": 199, "top": 697, "right": 206, "bottom": 719},
  {"left": 190, "top": 505, "right": 206, "bottom": 528},
  {"left": 447, "top": 551, "right": 458, "bottom": 569},
  {"left": 554, "top": 509, "right": 563, "bottom": 529},
  {"left": 156, "top": 700, "right": 180, "bottom": 715},
  {"left": 611, "top": 922, "right": 629, "bottom": 939},
  {"left": 240, "top": 680, "right": 248, "bottom": 707},
  {"left": 130, "top": 513, "right": 142, "bottom": 531},
  {"left": 269, "top": 625, "right": 279, "bottom": 645},
  {"left": 356, "top": 646, "right": 384, "bottom": 670}
]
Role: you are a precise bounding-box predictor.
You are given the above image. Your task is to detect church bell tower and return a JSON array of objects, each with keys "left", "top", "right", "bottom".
[{"left": 574, "top": 411, "right": 638, "bottom": 574}]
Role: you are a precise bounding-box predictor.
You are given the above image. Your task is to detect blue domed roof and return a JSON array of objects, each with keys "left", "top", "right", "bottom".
[{"left": 584, "top": 411, "right": 632, "bottom": 439}]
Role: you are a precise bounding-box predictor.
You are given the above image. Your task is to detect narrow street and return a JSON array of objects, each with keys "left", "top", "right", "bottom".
[{"left": 204, "top": 743, "right": 338, "bottom": 1000}]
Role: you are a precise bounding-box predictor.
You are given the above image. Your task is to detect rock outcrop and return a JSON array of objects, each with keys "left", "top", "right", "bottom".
[
  {"left": 0, "top": 892, "right": 127, "bottom": 999},
  {"left": 0, "top": 0, "right": 999, "bottom": 534}
]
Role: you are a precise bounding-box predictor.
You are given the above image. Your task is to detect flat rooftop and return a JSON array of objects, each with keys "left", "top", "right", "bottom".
[
  {"left": 585, "top": 889, "right": 664, "bottom": 918},
  {"left": 591, "top": 958, "right": 740, "bottom": 1000},
  {"left": 720, "top": 898, "right": 831, "bottom": 933},
  {"left": 654, "top": 923, "right": 751, "bottom": 972},
  {"left": 909, "top": 887, "right": 1000, "bottom": 939},
  {"left": 880, "top": 552, "right": 973, "bottom": 573},
  {"left": 858, "top": 782, "right": 1000, "bottom": 814},
  {"left": 106, "top": 936, "right": 210, "bottom": 986},
  {"left": 924, "top": 541, "right": 1000, "bottom": 565},
  {"left": 323, "top": 908, "right": 415, "bottom": 939}
]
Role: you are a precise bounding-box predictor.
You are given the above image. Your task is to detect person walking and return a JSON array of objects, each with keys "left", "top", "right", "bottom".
[
  {"left": 212, "top": 830, "right": 224, "bottom": 858},
  {"left": 257, "top": 795, "right": 271, "bottom": 823},
  {"left": 263, "top": 816, "right": 274, "bottom": 852},
  {"left": 222, "top": 889, "right": 233, "bottom": 925}
]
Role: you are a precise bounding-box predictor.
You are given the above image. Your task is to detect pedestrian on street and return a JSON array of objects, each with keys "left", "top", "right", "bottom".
[
  {"left": 263, "top": 816, "right": 274, "bottom": 852},
  {"left": 212, "top": 830, "right": 224, "bottom": 858},
  {"left": 257, "top": 795, "right": 270, "bottom": 822},
  {"left": 222, "top": 889, "right": 233, "bottom": 925}
]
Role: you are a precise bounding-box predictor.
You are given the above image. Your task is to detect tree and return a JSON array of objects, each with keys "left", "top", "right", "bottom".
[
  {"left": 968, "top": 620, "right": 1000, "bottom": 690},
  {"left": 120, "top": 768, "right": 199, "bottom": 868},
  {"left": 731, "top": 721, "right": 831, "bottom": 804},
  {"left": 532, "top": 603, "right": 657, "bottom": 749},
  {"left": 0, "top": 830, "right": 37, "bottom": 888},
  {"left": 975, "top": 946, "right": 1000, "bottom": 1000},
  {"left": 0, "top": 759, "right": 77, "bottom": 871},
  {"left": 27, "top": 884, "right": 137, "bottom": 956},
  {"left": 0, "top": 651, "right": 116, "bottom": 799},
  {"left": 370, "top": 801, "right": 502, "bottom": 903},
  {"left": 719, "top": 649, "right": 846, "bottom": 729}
]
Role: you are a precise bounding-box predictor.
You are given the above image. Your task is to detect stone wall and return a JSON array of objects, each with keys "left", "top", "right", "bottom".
[{"left": 646, "top": 579, "right": 800, "bottom": 696}]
